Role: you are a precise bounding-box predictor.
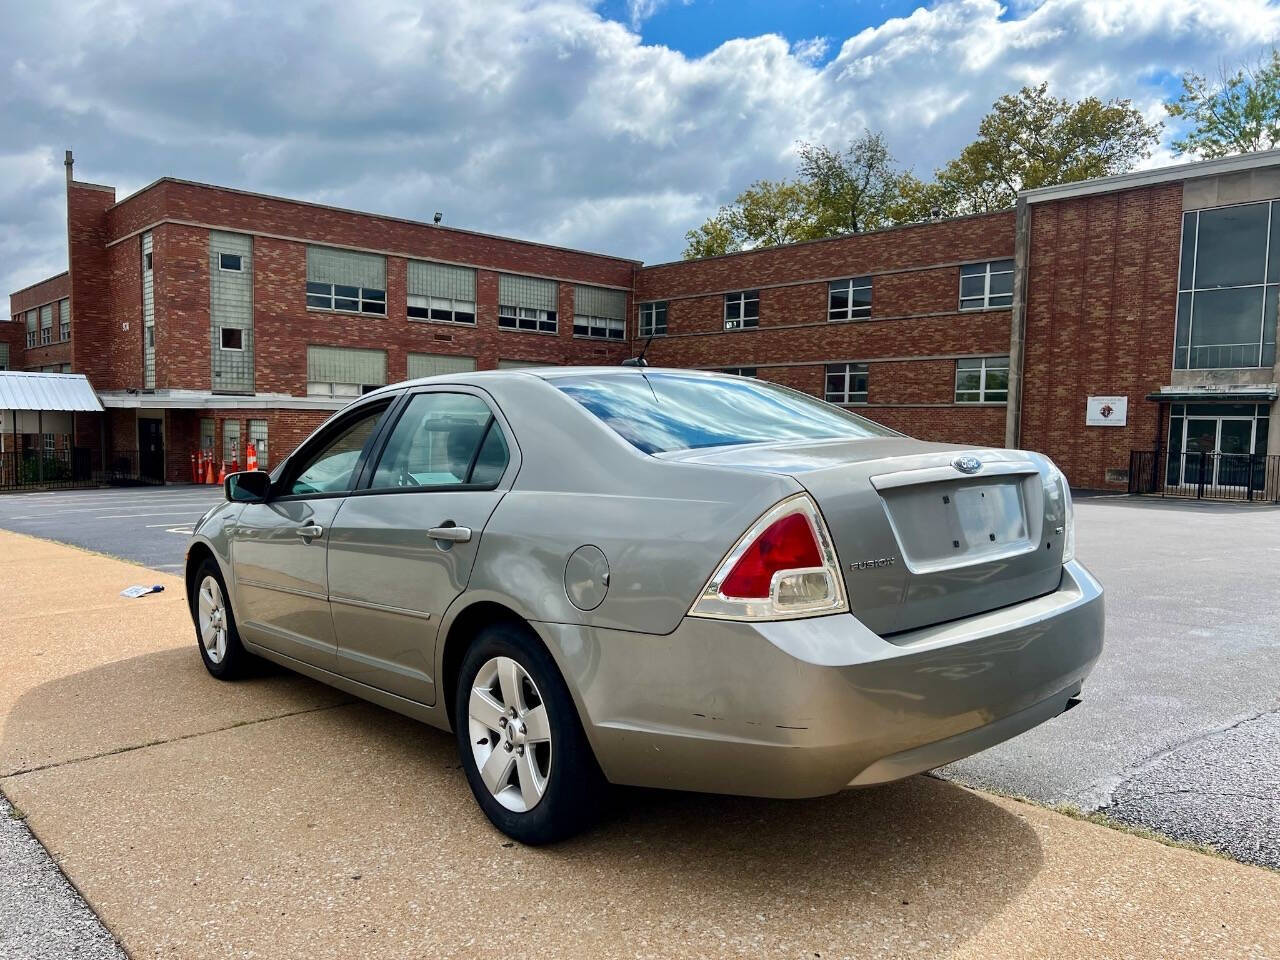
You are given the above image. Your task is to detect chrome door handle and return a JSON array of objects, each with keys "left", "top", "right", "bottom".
[
  {"left": 427, "top": 524, "right": 472, "bottom": 543},
  {"left": 296, "top": 524, "right": 324, "bottom": 539}
]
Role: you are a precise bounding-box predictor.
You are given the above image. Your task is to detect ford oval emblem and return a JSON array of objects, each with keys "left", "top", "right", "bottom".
[{"left": 953, "top": 456, "right": 983, "bottom": 475}]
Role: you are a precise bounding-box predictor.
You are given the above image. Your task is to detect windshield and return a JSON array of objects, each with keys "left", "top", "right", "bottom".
[{"left": 554, "top": 372, "right": 900, "bottom": 455}]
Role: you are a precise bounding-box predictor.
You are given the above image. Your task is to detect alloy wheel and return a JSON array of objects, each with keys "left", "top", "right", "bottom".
[
  {"left": 467, "top": 656, "right": 553, "bottom": 812},
  {"left": 197, "top": 574, "right": 228, "bottom": 665}
]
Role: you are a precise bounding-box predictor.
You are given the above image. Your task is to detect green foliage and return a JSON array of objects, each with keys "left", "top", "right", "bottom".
[
  {"left": 932, "top": 83, "right": 1161, "bottom": 214},
  {"left": 18, "top": 454, "right": 70, "bottom": 485},
  {"left": 682, "top": 83, "right": 1160, "bottom": 258},
  {"left": 1167, "top": 50, "right": 1280, "bottom": 158}
]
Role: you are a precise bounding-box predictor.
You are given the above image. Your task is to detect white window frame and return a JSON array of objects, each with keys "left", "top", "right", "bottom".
[
  {"left": 407, "top": 295, "right": 476, "bottom": 325},
  {"left": 723, "top": 290, "right": 760, "bottom": 330},
  {"left": 824, "top": 362, "right": 869, "bottom": 404},
  {"left": 218, "top": 252, "right": 244, "bottom": 272},
  {"left": 720, "top": 367, "right": 757, "bottom": 378},
  {"left": 144, "top": 251, "right": 153, "bottom": 272},
  {"left": 306, "top": 381, "right": 373, "bottom": 398},
  {"left": 954, "top": 356, "right": 1010, "bottom": 404},
  {"left": 498, "top": 304, "right": 557, "bottom": 334},
  {"left": 828, "top": 277, "right": 872, "bottom": 322},
  {"left": 573, "top": 314, "right": 626, "bottom": 340},
  {"left": 219, "top": 327, "right": 244, "bottom": 351},
  {"left": 638, "top": 301, "right": 668, "bottom": 337},
  {"left": 959, "top": 260, "right": 1014, "bottom": 311},
  {"left": 306, "top": 282, "right": 387, "bottom": 316}
]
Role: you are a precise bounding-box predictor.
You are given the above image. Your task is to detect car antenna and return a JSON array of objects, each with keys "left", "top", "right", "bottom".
[{"left": 621, "top": 334, "right": 654, "bottom": 367}]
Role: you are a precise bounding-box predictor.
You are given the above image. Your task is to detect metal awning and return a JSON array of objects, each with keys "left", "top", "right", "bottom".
[
  {"left": 1146, "top": 386, "right": 1278, "bottom": 403},
  {"left": 0, "top": 372, "right": 104, "bottom": 412}
]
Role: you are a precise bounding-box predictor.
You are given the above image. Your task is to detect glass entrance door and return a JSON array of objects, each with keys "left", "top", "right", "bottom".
[{"left": 1168, "top": 404, "right": 1268, "bottom": 490}]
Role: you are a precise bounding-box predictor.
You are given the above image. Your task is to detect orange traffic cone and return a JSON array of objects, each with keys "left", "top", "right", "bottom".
[
  {"left": 205, "top": 454, "right": 215, "bottom": 485},
  {"left": 246, "top": 441, "right": 258, "bottom": 472},
  {"left": 217, "top": 461, "right": 226, "bottom": 484}
]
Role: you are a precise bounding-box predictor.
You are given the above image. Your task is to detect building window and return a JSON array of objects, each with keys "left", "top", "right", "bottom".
[
  {"left": 828, "top": 277, "right": 872, "bottom": 321},
  {"left": 407, "top": 261, "right": 477, "bottom": 324},
  {"left": 146, "top": 326, "right": 156, "bottom": 348},
  {"left": 496, "top": 359, "right": 554, "bottom": 369},
  {"left": 724, "top": 290, "right": 760, "bottom": 330},
  {"left": 59, "top": 299, "right": 70, "bottom": 341},
  {"left": 408, "top": 296, "right": 476, "bottom": 324},
  {"left": 1176, "top": 201, "right": 1280, "bottom": 370},
  {"left": 306, "top": 345, "right": 387, "bottom": 398},
  {"left": 219, "top": 252, "right": 243, "bottom": 272},
  {"left": 959, "top": 260, "right": 1014, "bottom": 310},
  {"left": 955, "top": 356, "right": 1009, "bottom": 403},
  {"left": 638, "top": 301, "right": 668, "bottom": 337},
  {"left": 43, "top": 433, "right": 56, "bottom": 455},
  {"left": 248, "top": 419, "right": 269, "bottom": 468},
  {"left": 721, "top": 367, "right": 757, "bottom": 378},
  {"left": 39, "top": 304, "right": 52, "bottom": 346},
  {"left": 220, "top": 328, "right": 244, "bottom": 350},
  {"left": 25, "top": 310, "right": 36, "bottom": 348},
  {"left": 144, "top": 251, "right": 153, "bottom": 272},
  {"left": 498, "top": 274, "right": 558, "bottom": 333},
  {"left": 305, "top": 246, "right": 387, "bottom": 316},
  {"left": 0, "top": 343, "right": 8, "bottom": 371},
  {"left": 825, "top": 362, "right": 868, "bottom": 404},
  {"left": 200, "top": 417, "right": 216, "bottom": 453},
  {"left": 573, "top": 285, "right": 627, "bottom": 340},
  {"left": 573, "top": 314, "right": 625, "bottom": 340},
  {"left": 306, "top": 282, "right": 386, "bottom": 315}
]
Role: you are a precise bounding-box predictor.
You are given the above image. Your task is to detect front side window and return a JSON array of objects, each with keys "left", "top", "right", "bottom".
[
  {"left": 287, "top": 404, "right": 388, "bottom": 496},
  {"left": 638, "top": 301, "right": 668, "bottom": 337},
  {"left": 724, "top": 290, "right": 760, "bottom": 330},
  {"left": 554, "top": 371, "right": 897, "bottom": 455},
  {"left": 959, "top": 260, "right": 1014, "bottom": 310},
  {"left": 825, "top": 362, "right": 869, "bottom": 404},
  {"left": 408, "top": 295, "right": 476, "bottom": 324},
  {"left": 498, "top": 304, "right": 557, "bottom": 333},
  {"left": 955, "top": 356, "right": 1009, "bottom": 403},
  {"left": 371, "top": 393, "right": 509, "bottom": 489},
  {"left": 1176, "top": 202, "right": 1279, "bottom": 369},
  {"left": 828, "top": 277, "right": 872, "bottom": 321},
  {"left": 573, "top": 314, "right": 626, "bottom": 340}
]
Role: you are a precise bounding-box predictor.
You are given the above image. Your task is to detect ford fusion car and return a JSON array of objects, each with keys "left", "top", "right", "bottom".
[{"left": 186, "top": 368, "right": 1103, "bottom": 844}]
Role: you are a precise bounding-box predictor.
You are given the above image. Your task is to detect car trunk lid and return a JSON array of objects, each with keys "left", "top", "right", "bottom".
[{"left": 659, "top": 439, "right": 1066, "bottom": 636}]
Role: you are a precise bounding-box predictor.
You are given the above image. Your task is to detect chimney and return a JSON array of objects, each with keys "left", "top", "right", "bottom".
[{"left": 65, "top": 149, "right": 74, "bottom": 185}]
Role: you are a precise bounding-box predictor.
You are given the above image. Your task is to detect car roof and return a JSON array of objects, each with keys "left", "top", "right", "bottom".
[{"left": 367, "top": 365, "right": 731, "bottom": 396}]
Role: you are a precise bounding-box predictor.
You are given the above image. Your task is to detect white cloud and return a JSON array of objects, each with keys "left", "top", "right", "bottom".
[{"left": 2, "top": 0, "right": 1279, "bottom": 299}]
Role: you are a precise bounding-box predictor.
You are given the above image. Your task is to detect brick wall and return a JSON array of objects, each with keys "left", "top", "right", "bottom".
[
  {"left": 635, "top": 211, "right": 1016, "bottom": 450},
  {"left": 8, "top": 272, "right": 71, "bottom": 371},
  {"left": 1018, "top": 183, "right": 1183, "bottom": 489}
]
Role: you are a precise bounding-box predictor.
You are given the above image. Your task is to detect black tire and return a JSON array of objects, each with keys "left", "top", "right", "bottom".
[
  {"left": 454, "top": 621, "right": 606, "bottom": 845},
  {"left": 189, "top": 557, "right": 253, "bottom": 680}
]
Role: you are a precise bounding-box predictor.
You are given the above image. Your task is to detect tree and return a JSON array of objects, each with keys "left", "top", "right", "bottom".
[
  {"left": 683, "top": 179, "right": 820, "bottom": 259},
  {"left": 932, "top": 83, "right": 1161, "bottom": 214},
  {"left": 1166, "top": 50, "right": 1280, "bottom": 158},
  {"left": 795, "top": 131, "right": 910, "bottom": 234},
  {"left": 683, "top": 131, "right": 920, "bottom": 258}
]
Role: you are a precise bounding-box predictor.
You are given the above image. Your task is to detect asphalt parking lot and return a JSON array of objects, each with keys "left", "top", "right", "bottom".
[{"left": 0, "top": 486, "right": 1277, "bottom": 870}]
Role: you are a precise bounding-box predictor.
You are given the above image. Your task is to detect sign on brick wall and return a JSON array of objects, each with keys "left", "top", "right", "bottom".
[{"left": 1085, "top": 396, "right": 1128, "bottom": 427}]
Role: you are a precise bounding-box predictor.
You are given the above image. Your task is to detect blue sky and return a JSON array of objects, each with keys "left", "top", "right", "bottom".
[{"left": 2, "top": 0, "right": 1278, "bottom": 299}]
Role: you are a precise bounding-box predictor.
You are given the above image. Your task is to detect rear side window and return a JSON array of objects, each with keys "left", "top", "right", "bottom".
[
  {"left": 554, "top": 372, "right": 898, "bottom": 455},
  {"left": 370, "top": 392, "right": 509, "bottom": 489}
]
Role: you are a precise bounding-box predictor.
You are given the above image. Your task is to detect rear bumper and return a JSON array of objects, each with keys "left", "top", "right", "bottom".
[{"left": 537, "top": 560, "right": 1104, "bottom": 798}]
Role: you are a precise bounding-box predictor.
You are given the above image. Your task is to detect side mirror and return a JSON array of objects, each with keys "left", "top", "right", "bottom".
[{"left": 225, "top": 469, "right": 272, "bottom": 503}]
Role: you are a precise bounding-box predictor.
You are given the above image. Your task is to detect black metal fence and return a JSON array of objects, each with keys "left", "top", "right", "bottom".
[
  {"left": 1129, "top": 450, "right": 1280, "bottom": 503},
  {"left": 0, "top": 448, "right": 157, "bottom": 491}
]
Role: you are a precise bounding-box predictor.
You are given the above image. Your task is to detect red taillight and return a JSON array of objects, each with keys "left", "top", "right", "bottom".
[{"left": 720, "top": 512, "right": 822, "bottom": 599}]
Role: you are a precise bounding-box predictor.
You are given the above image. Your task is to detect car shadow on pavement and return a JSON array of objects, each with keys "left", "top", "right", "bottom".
[{"left": 1, "top": 648, "right": 1046, "bottom": 958}]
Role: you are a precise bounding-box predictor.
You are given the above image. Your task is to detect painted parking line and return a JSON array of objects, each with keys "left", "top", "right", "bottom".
[{"left": 95, "top": 512, "right": 216, "bottom": 520}]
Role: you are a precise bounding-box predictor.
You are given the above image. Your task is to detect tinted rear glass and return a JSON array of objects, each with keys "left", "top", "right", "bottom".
[{"left": 554, "top": 372, "right": 899, "bottom": 454}]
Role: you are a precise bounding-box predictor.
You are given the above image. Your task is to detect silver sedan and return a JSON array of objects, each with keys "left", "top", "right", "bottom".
[{"left": 186, "top": 368, "right": 1103, "bottom": 844}]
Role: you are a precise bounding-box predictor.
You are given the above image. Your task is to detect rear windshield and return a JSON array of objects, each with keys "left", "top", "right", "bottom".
[{"left": 554, "top": 372, "right": 899, "bottom": 454}]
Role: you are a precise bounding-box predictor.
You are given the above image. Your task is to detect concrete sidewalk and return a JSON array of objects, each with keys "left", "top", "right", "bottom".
[{"left": 1, "top": 530, "right": 1277, "bottom": 960}]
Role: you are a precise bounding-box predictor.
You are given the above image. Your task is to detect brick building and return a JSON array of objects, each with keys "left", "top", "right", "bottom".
[{"left": 5, "top": 149, "right": 1278, "bottom": 491}]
